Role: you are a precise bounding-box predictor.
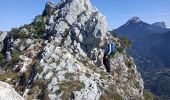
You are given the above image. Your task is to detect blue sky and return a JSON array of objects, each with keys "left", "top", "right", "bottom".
[{"left": 0, "top": 0, "right": 170, "bottom": 31}]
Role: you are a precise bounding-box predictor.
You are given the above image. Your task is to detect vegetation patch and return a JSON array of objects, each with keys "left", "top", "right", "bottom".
[
  {"left": 100, "top": 84, "right": 123, "bottom": 100},
  {"left": 144, "top": 90, "right": 155, "bottom": 100},
  {"left": 124, "top": 59, "right": 133, "bottom": 68},
  {"left": 85, "top": 70, "right": 91, "bottom": 78},
  {"left": 64, "top": 73, "right": 74, "bottom": 80},
  {"left": 100, "top": 70, "right": 107, "bottom": 79},
  {"left": 0, "top": 71, "right": 19, "bottom": 83},
  {"left": 10, "top": 28, "right": 30, "bottom": 39},
  {"left": 57, "top": 80, "right": 85, "bottom": 100},
  {"left": 32, "top": 15, "right": 46, "bottom": 38},
  {"left": 0, "top": 53, "right": 5, "bottom": 64},
  {"left": 117, "top": 36, "right": 131, "bottom": 53}
]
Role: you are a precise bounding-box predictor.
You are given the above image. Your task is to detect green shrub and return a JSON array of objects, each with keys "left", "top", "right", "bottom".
[
  {"left": 0, "top": 53, "right": 4, "bottom": 63},
  {"left": 120, "top": 36, "right": 131, "bottom": 48},
  {"left": 116, "top": 36, "right": 131, "bottom": 53},
  {"left": 10, "top": 28, "right": 30, "bottom": 39},
  {"left": 144, "top": 90, "right": 155, "bottom": 100},
  {"left": 116, "top": 46, "right": 124, "bottom": 53},
  {"left": 11, "top": 50, "right": 20, "bottom": 63},
  {"left": 32, "top": 15, "right": 46, "bottom": 38}
]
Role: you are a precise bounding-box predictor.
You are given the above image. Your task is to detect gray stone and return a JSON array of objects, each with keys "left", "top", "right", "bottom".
[
  {"left": 0, "top": 81, "right": 24, "bottom": 100},
  {"left": 43, "top": 1, "right": 56, "bottom": 16},
  {"left": 0, "top": 31, "right": 7, "bottom": 42}
]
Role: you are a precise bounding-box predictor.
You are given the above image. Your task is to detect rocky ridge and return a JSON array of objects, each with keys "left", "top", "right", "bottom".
[
  {"left": 0, "top": 81, "right": 24, "bottom": 100},
  {"left": 0, "top": 0, "right": 144, "bottom": 99}
]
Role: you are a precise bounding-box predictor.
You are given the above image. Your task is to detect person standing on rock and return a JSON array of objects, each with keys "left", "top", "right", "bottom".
[{"left": 103, "top": 37, "right": 116, "bottom": 74}]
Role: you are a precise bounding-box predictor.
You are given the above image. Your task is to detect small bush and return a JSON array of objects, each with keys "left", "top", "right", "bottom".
[
  {"left": 116, "top": 36, "right": 131, "bottom": 53},
  {"left": 144, "top": 90, "right": 155, "bottom": 100},
  {"left": 124, "top": 59, "right": 133, "bottom": 68},
  {"left": 10, "top": 28, "right": 30, "bottom": 39},
  {"left": 32, "top": 15, "right": 46, "bottom": 38},
  {"left": 0, "top": 53, "right": 4, "bottom": 63},
  {"left": 116, "top": 46, "right": 124, "bottom": 53},
  {"left": 120, "top": 36, "right": 131, "bottom": 48},
  {"left": 11, "top": 50, "right": 20, "bottom": 63}
]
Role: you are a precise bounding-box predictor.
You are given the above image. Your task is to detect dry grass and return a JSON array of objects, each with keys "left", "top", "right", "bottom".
[
  {"left": 0, "top": 71, "right": 19, "bottom": 83},
  {"left": 124, "top": 59, "right": 133, "bottom": 68},
  {"left": 57, "top": 80, "right": 85, "bottom": 100},
  {"left": 100, "top": 84, "right": 123, "bottom": 100}
]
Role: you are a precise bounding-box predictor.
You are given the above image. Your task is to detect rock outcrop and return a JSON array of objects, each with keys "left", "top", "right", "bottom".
[
  {"left": 0, "top": 81, "right": 24, "bottom": 100},
  {"left": 0, "top": 31, "right": 7, "bottom": 51},
  {"left": 43, "top": 0, "right": 108, "bottom": 66},
  {"left": 0, "top": 0, "right": 144, "bottom": 100}
]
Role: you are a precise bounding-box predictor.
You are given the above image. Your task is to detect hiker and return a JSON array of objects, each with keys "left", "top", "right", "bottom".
[{"left": 103, "top": 37, "right": 116, "bottom": 73}]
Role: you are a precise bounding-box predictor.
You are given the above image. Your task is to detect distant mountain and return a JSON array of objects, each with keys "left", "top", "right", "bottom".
[
  {"left": 115, "top": 17, "right": 170, "bottom": 40},
  {"left": 152, "top": 22, "right": 166, "bottom": 28},
  {"left": 114, "top": 17, "right": 170, "bottom": 70},
  {"left": 114, "top": 17, "right": 170, "bottom": 99}
]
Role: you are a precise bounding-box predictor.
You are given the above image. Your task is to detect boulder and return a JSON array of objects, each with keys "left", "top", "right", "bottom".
[{"left": 0, "top": 81, "right": 24, "bottom": 100}]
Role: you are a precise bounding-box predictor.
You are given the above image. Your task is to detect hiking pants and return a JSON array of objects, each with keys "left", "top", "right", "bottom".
[{"left": 103, "top": 54, "right": 110, "bottom": 73}]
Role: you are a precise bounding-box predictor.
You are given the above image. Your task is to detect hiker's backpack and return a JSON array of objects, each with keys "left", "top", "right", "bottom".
[{"left": 104, "top": 42, "right": 116, "bottom": 54}]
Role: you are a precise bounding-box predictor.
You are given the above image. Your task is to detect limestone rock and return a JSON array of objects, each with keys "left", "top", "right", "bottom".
[
  {"left": 0, "top": 81, "right": 24, "bottom": 100},
  {"left": 0, "top": 31, "right": 7, "bottom": 51}
]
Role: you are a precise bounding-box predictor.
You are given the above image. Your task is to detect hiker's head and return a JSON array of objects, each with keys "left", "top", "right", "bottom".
[{"left": 105, "top": 36, "right": 110, "bottom": 43}]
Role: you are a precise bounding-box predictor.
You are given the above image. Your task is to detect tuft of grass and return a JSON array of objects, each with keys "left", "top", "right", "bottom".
[
  {"left": 28, "top": 86, "right": 39, "bottom": 95},
  {"left": 100, "top": 84, "right": 123, "bottom": 100},
  {"left": 11, "top": 50, "right": 21, "bottom": 63},
  {"left": 0, "top": 71, "right": 19, "bottom": 83},
  {"left": 85, "top": 71, "right": 91, "bottom": 78},
  {"left": 34, "top": 79, "right": 49, "bottom": 100},
  {"left": 124, "top": 59, "right": 133, "bottom": 68},
  {"left": 0, "top": 53, "right": 5, "bottom": 64},
  {"left": 100, "top": 70, "right": 107, "bottom": 79},
  {"left": 57, "top": 80, "right": 85, "bottom": 100},
  {"left": 65, "top": 73, "right": 74, "bottom": 80}
]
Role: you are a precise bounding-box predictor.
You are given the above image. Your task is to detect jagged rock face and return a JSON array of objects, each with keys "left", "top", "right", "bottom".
[
  {"left": 32, "top": 0, "right": 143, "bottom": 99},
  {"left": 44, "top": 0, "right": 107, "bottom": 66},
  {"left": 0, "top": 81, "right": 24, "bottom": 100},
  {"left": 2, "top": 33, "right": 13, "bottom": 61},
  {"left": 0, "top": 31, "right": 7, "bottom": 51}
]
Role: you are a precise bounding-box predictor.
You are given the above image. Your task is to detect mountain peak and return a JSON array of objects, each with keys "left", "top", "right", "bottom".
[
  {"left": 152, "top": 22, "right": 166, "bottom": 28},
  {"left": 125, "top": 17, "right": 141, "bottom": 25}
]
